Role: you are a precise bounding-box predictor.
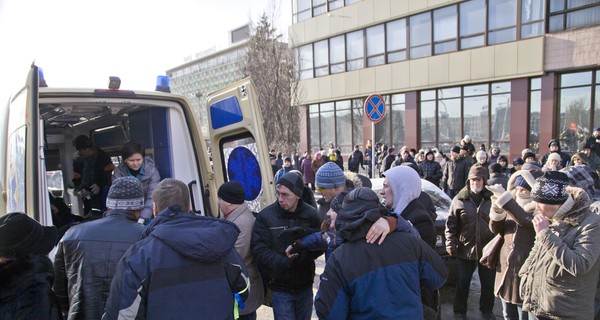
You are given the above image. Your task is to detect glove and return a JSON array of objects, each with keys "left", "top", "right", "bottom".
[
  {"left": 490, "top": 195, "right": 503, "bottom": 213},
  {"left": 485, "top": 184, "right": 505, "bottom": 196},
  {"left": 90, "top": 184, "right": 100, "bottom": 195}
]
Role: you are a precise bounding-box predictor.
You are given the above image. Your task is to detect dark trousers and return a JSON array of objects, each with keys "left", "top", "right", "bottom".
[{"left": 454, "top": 258, "right": 496, "bottom": 314}]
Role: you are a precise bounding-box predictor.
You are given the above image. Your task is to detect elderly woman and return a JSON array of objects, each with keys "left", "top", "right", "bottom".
[{"left": 113, "top": 141, "right": 161, "bottom": 223}]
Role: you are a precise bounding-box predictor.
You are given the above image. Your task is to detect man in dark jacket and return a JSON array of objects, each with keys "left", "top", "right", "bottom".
[
  {"left": 445, "top": 165, "right": 496, "bottom": 320},
  {"left": 539, "top": 139, "right": 571, "bottom": 168},
  {"left": 54, "top": 177, "right": 146, "bottom": 320},
  {"left": 103, "top": 179, "right": 248, "bottom": 320},
  {"left": 347, "top": 145, "right": 364, "bottom": 173},
  {"left": 252, "top": 172, "right": 323, "bottom": 320},
  {"left": 315, "top": 188, "right": 447, "bottom": 319},
  {"left": 419, "top": 150, "right": 443, "bottom": 187},
  {"left": 442, "top": 145, "right": 473, "bottom": 199}
]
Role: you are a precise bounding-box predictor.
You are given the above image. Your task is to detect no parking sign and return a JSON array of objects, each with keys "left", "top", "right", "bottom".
[{"left": 363, "top": 94, "right": 386, "bottom": 123}]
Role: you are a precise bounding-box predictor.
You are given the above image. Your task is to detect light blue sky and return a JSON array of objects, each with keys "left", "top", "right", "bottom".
[{"left": 0, "top": 0, "right": 291, "bottom": 104}]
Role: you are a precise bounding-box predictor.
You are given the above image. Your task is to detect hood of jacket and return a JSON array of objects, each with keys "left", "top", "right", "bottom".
[
  {"left": 383, "top": 166, "right": 421, "bottom": 214},
  {"left": 548, "top": 139, "right": 562, "bottom": 152},
  {"left": 0, "top": 255, "right": 54, "bottom": 301},
  {"left": 548, "top": 187, "right": 591, "bottom": 226},
  {"left": 143, "top": 205, "right": 240, "bottom": 263}
]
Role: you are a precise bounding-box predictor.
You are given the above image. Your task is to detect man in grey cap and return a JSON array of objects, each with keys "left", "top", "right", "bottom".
[
  {"left": 252, "top": 172, "right": 323, "bottom": 320},
  {"left": 54, "top": 176, "right": 146, "bottom": 320}
]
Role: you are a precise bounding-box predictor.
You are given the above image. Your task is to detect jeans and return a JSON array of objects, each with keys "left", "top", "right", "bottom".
[
  {"left": 453, "top": 258, "right": 496, "bottom": 314},
  {"left": 501, "top": 299, "right": 528, "bottom": 320},
  {"left": 271, "top": 288, "right": 313, "bottom": 320}
]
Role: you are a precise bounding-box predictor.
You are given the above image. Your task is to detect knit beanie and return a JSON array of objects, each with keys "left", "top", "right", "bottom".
[
  {"left": 514, "top": 176, "right": 531, "bottom": 191},
  {"left": 218, "top": 181, "right": 246, "bottom": 205},
  {"left": 451, "top": 145, "right": 461, "bottom": 154},
  {"left": 513, "top": 157, "right": 524, "bottom": 166},
  {"left": 476, "top": 150, "right": 487, "bottom": 159},
  {"left": 531, "top": 171, "right": 569, "bottom": 205},
  {"left": 0, "top": 212, "right": 58, "bottom": 258},
  {"left": 547, "top": 152, "right": 561, "bottom": 163},
  {"left": 106, "top": 176, "right": 145, "bottom": 210},
  {"left": 316, "top": 162, "right": 346, "bottom": 189},
  {"left": 277, "top": 172, "right": 304, "bottom": 197},
  {"left": 488, "top": 163, "right": 502, "bottom": 174},
  {"left": 523, "top": 152, "right": 537, "bottom": 162}
]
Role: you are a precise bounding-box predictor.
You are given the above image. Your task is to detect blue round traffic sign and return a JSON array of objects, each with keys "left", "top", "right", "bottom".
[{"left": 363, "top": 94, "right": 386, "bottom": 123}]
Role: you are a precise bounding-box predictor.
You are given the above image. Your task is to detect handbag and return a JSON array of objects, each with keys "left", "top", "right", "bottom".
[{"left": 479, "top": 233, "right": 504, "bottom": 269}]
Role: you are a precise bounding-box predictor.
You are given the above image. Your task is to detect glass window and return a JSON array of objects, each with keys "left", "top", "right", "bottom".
[
  {"left": 421, "top": 100, "right": 437, "bottom": 144},
  {"left": 433, "top": 5, "right": 457, "bottom": 54},
  {"left": 409, "top": 12, "right": 432, "bottom": 59},
  {"left": 595, "top": 84, "right": 600, "bottom": 130},
  {"left": 330, "top": 35, "right": 345, "bottom": 74},
  {"left": 366, "top": 24, "right": 385, "bottom": 67},
  {"left": 464, "top": 84, "right": 489, "bottom": 96},
  {"left": 488, "top": 0, "right": 517, "bottom": 45},
  {"left": 309, "top": 104, "right": 320, "bottom": 151},
  {"left": 529, "top": 78, "right": 541, "bottom": 153},
  {"left": 346, "top": 30, "right": 365, "bottom": 71},
  {"left": 386, "top": 19, "right": 407, "bottom": 63},
  {"left": 559, "top": 86, "right": 591, "bottom": 152},
  {"left": 521, "top": 0, "right": 545, "bottom": 39},
  {"left": 549, "top": 0, "right": 600, "bottom": 32},
  {"left": 352, "top": 99, "right": 364, "bottom": 149},
  {"left": 314, "top": 39, "right": 329, "bottom": 77},
  {"left": 562, "top": 71, "right": 593, "bottom": 87},
  {"left": 569, "top": 0, "right": 600, "bottom": 9},
  {"left": 438, "top": 98, "right": 462, "bottom": 144},
  {"left": 567, "top": 6, "right": 600, "bottom": 30},
  {"left": 329, "top": 0, "right": 343, "bottom": 11},
  {"left": 336, "top": 101, "right": 352, "bottom": 153},
  {"left": 391, "top": 94, "right": 405, "bottom": 146},
  {"left": 295, "top": 0, "right": 312, "bottom": 23},
  {"left": 345, "top": 0, "right": 360, "bottom": 4},
  {"left": 550, "top": 0, "right": 565, "bottom": 12},
  {"left": 460, "top": 0, "right": 485, "bottom": 49},
  {"left": 320, "top": 102, "right": 336, "bottom": 149},
  {"left": 464, "top": 95, "right": 489, "bottom": 143},
  {"left": 298, "top": 44, "right": 313, "bottom": 80},
  {"left": 313, "top": 0, "right": 327, "bottom": 17},
  {"left": 491, "top": 93, "right": 511, "bottom": 152}
]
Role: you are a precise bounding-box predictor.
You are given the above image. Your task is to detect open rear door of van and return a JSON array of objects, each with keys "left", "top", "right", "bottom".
[
  {"left": 2, "top": 64, "right": 52, "bottom": 225},
  {"left": 206, "top": 78, "right": 275, "bottom": 214}
]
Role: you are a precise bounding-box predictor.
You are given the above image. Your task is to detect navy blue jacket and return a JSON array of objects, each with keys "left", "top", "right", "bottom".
[
  {"left": 315, "top": 227, "right": 447, "bottom": 319},
  {"left": 103, "top": 206, "right": 248, "bottom": 320}
]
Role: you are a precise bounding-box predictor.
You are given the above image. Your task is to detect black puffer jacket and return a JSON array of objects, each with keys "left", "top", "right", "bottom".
[
  {"left": 252, "top": 201, "right": 323, "bottom": 292},
  {"left": 53, "top": 210, "right": 144, "bottom": 320},
  {"left": 419, "top": 158, "right": 442, "bottom": 187},
  {"left": 0, "top": 255, "right": 63, "bottom": 320},
  {"left": 445, "top": 186, "right": 494, "bottom": 260}
]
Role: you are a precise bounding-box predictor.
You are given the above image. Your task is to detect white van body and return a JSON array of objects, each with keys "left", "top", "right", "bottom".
[{"left": 0, "top": 64, "right": 275, "bottom": 226}]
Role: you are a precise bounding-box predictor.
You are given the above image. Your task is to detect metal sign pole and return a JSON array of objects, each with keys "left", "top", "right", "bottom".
[{"left": 372, "top": 122, "right": 376, "bottom": 178}]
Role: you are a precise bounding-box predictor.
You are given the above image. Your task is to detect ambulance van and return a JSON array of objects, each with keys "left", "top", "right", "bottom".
[{"left": 0, "top": 64, "right": 276, "bottom": 226}]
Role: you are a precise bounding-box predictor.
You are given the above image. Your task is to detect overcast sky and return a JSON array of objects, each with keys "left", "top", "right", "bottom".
[{"left": 0, "top": 0, "right": 291, "bottom": 105}]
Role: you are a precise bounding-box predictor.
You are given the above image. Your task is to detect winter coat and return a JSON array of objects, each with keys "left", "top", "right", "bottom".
[
  {"left": 400, "top": 198, "right": 437, "bottom": 248},
  {"left": 222, "top": 203, "right": 264, "bottom": 316},
  {"left": 347, "top": 150, "right": 364, "bottom": 172},
  {"left": 419, "top": 159, "right": 443, "bottom": 187},
  {"left": 112, "top": 156, "right": 161, "bottom": 220},
  {"left": 311, "top": 157, "right": 325, "bottom": 174},
  {"left": 314, "top": 219, "right": 447, "bottom": 319},
  {"left": 489, "top": 190, "right": 536, "bottom": 304},
  {"left": 301, "top": 158, "right": 315, "bottom": 184},
  {"left": 519, "top": 188, "right": 600, "bottom": 320},
  {"left": 274, "top": 166, "right": 293, "bottom": 184},
  {"left": 487, "top": 173, "right": 508, "bottom": 190},
  {"left": 252, "top": 200, "right": 323, "bottom": 293},
  {"left": 561, "top": 164, "right": 596, "bottom": 199},
  {"left": 442, "top": 155, "right": 472, "bottom": 194},
  {"left": 539, "top": 139, "right": 571, "bottom": 168},
  {"left": 0, "top": 255, "right": 63, "bottom": 320},
  {"left": 103, "top": 205, "right": 248, "bottom": 320},
  {"left": 53, "top": 209, "right": 145, "bottom": 320},
  {"left": 445, "top": 186, "right": 494, "bottom": 260}
]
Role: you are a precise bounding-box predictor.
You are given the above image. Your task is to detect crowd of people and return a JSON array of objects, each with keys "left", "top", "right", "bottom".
[{"left": 5, "top": 132, "right": 600, "bottom": 319}]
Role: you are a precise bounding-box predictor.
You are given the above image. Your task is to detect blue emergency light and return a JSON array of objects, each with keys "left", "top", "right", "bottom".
[
  {"left": 38, "top": 67, "right": 47, "bottom": 87},
  {"left": 155, "top": 76, "right": 171, "bottom": 93}
]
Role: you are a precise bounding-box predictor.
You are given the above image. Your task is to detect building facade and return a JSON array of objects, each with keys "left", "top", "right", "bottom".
[
  {"left": 290, "top": 0, "right": 600, "bottom": 160},
  {"left": 167, "top": 25, "right": 250, "bottom": 137}
]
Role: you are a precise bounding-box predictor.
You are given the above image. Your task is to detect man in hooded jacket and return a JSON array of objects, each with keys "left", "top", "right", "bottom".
[
  {"left": 103, "top": 179, "right": 248, "bottom": 320},
  {"left": 314, "top": 188, "right": 447, "bottom": 319}
]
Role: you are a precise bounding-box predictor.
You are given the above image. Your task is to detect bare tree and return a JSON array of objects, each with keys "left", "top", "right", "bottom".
[{"left": 244, "top": 13, "right": 301, "bottom": 154}]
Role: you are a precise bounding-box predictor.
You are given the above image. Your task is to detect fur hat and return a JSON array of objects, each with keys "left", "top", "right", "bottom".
[
  {"left": 531, "top": 171, "right": 569, "bottom": 205},
  {"left": 316, "top": 162, "right": 346, "bottom": 189},
  {"left": 0, "top": 212, "right": 58, "bottom": 258},
  {"left": 106, "top": 177, "right": 145, "bottom": 210},
  {"left": 218, "top": 181, "right": 246, "bottom": 205},
  {"left": 277, "top": 172, "right": 304, "bottom": 197},
  {"left": 468, "top": 165, "right": 488, "bottom": 181}
]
